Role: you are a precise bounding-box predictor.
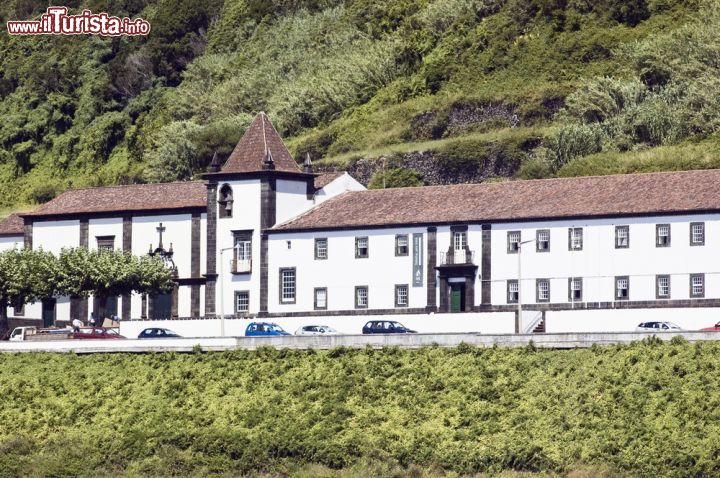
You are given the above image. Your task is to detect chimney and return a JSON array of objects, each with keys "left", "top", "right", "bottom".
[{"left": 303, "top": 152, "right": 313, "bottom": 173}]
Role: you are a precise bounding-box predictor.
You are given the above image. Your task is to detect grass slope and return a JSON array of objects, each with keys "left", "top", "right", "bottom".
[
  {"left": 1, "top": 340, "right": 719, "bottom": 477},
  {"left": 0, "top": 0, "right": 713, "bottom": 212}
]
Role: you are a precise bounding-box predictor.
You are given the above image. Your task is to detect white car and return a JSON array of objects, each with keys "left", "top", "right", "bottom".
[
  {"left": 636, "top": 321, "right": 682, "bottom": 331},
  {"left": 294, "top": 325, "right": 339, "bottom": 336}
]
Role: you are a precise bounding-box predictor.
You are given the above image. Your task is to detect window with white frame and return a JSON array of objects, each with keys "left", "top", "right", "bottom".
[
  {"left": 656, "top": 275, "right": 670, "bottom": 299},
  {"left": 453, "top": 231, "right": 467, "bottom": 250},
  {"left": 656, "top": 224, "right": 670, "bottom": 247},
  {"left": 569, "top": 278, "right": 582, "bottom": 301},
  {"left": 507, "top": 231, "right": 521, "bottom": 253},
  {"left": 690, "top": 274, "right": 704, "bottom": 298},
  {"left": 569, "top": 228, "right": 583, "bottom": 251},
  {"left": 536, "top": 230, "right": 550, "bottom": 252},
  {"left": 507, "top": 280, "right": 519, "bottom": 303},
  {"left": 355, "top": 237, "right": 369, "bottom": 258},
  {"left": 690, "top": 222, "right": 705, "bottom": 246},
  {"left": 615, "top": 276, "right": 629, "bottom": 300},
  {"left": 395, "top": 284, "right": 408, "bottom": 307},
  {"left": 395, "top": 235, "right": 409, "bottom": 256},
  {"left": 235, "top": 291, "right": 249, "bottom": 313},
  {"left": 355, "top": 286, "right": 368, "bottom": 308},
  {"left": 233, "top": 231, "right": 252, "bottom": 273},
  {"left": 615, "top": 225, "right": 629, "bottom": 248},
  {"left": 314, "top": 288, "right": 327, "bottom": 310},
  {"left": 280, "top": 268, "right": 296, "bottom": 303},
  {"left": 536, "top": 279, "right": 550, "bottom": 302},
  {"left": 315, "top": 238, "right": 328, "bottom": 260}
]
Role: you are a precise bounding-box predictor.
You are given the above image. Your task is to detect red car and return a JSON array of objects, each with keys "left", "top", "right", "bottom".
[
  {"left": 72, "top": 327, "right": 125, "bottom": 339},
  {"left": 700, "top": 322, "right": 720, "bottom": 331}
]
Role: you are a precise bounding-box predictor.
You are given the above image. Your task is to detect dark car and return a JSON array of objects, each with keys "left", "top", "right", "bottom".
[
  {"left": 138, "top": 328, "right": 182, "bottom": 339},
  {"left": 362, "top": 320, "right": 416, "bottom": 334},
  {"left": 73, "top": 327, "right": 125, "bottom": 339}
]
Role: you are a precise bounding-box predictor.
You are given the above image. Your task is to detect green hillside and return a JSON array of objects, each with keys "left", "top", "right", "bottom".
[
  {"left": 0, "top": 0, "right": 718, "bottom": 210},
  {"left": 1, "top": 340, "right": 719, "bottom": 476}
]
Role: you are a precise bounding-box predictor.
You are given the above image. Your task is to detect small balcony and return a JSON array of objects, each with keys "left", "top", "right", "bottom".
[
  {"left": 231, "top": 259, "right": 252, "bottom": 274},
  {"left": 440, "top": 250, "right": 475, "bottom": 265}
]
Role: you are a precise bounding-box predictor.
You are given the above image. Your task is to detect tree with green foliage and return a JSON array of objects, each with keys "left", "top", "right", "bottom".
[
  {"left": 55, "top": 248, "right": 175, "bottom": 303},
  {"left": 0, "top": 248, "right": 59, "bottom": 338}
]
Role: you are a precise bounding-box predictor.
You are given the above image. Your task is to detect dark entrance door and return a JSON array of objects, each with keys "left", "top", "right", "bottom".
[
  {"left": 93, "top": 297, "right": 118, "bottom": 321},
  {"left": 41, "top": 298, "right": 56, "bottom": 327},
  {"left": 450, "top": 283, "right": 465, "bottom": 312},
  {"left": 150, "top": 293, "right": 172, "bottom": 320}
]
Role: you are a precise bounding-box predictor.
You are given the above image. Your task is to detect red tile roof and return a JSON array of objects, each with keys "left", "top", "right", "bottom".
[
  {"left": 314, "top": 172, "right": 344, "bottom": 189},
  {"left": 272, "top": 169, "right": 720, "bottom": 231},
  {"left": 220, "top": 112, "right": 301, "bottom": 174},
  {"left": 0, "top": 214, "right": 24, "bottom": 236},
  {"left": 23, "top": 182, "right": 207, "bottom": 218}
]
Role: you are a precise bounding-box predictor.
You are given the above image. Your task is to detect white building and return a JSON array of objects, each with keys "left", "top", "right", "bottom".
[{"left": 2, "top": 112, "right": 720, "bottom": 333}]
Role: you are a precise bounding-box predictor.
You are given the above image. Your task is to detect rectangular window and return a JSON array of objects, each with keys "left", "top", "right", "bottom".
[
  {"left": 395, "top": 284, "right": 409, "bottom": 307},
  {"left": 568, "top": 228, "right": 583, "bottom": 251},
  {"left": 233, "top": 230, "right": 253, "bottom": 273},
  {"left": 507, "top": 280, "right": 519, "bottom": 304},
  {"left": 235, "top": 291, "right": 249, "bottom": 313},
  {"left": 656, "top": 275, "right": 670, "bottom": 299},
  {"left": 507, "top": 231, "right": 521, "bottom": 254},
  {"left": 615, "top": 276, "right": 629, "bottom": 300},
  {"left": 96, "top": 236, "right": 115, "bottom": 251},
  {"left": 690, "top": 222, "right": 705, "bottom": 246},
  {"left": 314, "top": 238, "right": 328, "bottom": 260},
  {"left": 656, "top": 224, "right": 671, "bottom": 247},
  {"left": 536, "top": 279, "right": 550, "bottom": 302},
  {"left": 395, "top": 235, "right": 409, "bottom": 256},
  {"left": 13, "top": 304, "right": 24, "bottom": 316},
  {"left": 355, "top": 286, "right": 368, "bottom": 308},
  {"left": 690, "top": 274, "right": 705, "bottom": 298},
  {"left": 314, "top": 287, "right": 327, "bottom": 310},
  {"left": 615, "top": 225, "right": 629, "bottom": 249},
  {"left": 279, "top": 268, "right": 296, "bottom": 304},
  {"left": 536, "top": 230, "right": 550, "bottom": 252},
  {"left": 355, "top": 237, "right": 369, "bottom": 258},
  {"left": 453, "top": 231, "right": 467, "bottom": 250},
  {"left": 568, "top": 277, "right": 583, "bottom": 302}
]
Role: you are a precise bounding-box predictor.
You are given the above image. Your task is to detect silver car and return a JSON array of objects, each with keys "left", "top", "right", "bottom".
[
  {"left": 294, "top": 325, "right": 339, "bottom": 336},
  {"left": 636, "top": 321, "right": 682, "bottom": 331}
]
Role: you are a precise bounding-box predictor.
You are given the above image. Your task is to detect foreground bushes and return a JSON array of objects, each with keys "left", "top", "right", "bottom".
[{"left": 1, "top": 341, "right": 719, "bottom": 477}]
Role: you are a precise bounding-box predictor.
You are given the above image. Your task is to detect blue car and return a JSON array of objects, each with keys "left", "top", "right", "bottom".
[{"left": 245, "top": 322, "right": 291, "bottom": 336}]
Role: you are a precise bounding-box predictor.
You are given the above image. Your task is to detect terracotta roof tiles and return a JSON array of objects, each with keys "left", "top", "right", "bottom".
[
  {"left": 272, "top": 169, "right": 720, "bottom": 231},
  {"left": 22, "top": 182, "right": 207, "bottom": 218},
  {"left": 220, "top": 112, "right": 301, "bottom": 174},
  {"left": 0, "top": 214, "right": 24, "bottom": 236}
]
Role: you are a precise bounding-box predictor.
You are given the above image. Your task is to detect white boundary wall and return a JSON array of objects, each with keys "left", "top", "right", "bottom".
[{"left": 119, "top": 312, "right": 515, "bottom": 338}]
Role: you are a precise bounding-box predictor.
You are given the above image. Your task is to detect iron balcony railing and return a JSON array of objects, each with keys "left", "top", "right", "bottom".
[
  {"left": 440, "top": 250, "right": 475, "bottom": 265},
  {"left": 231, "top": 258, "right": 252, "bottom": 274}
]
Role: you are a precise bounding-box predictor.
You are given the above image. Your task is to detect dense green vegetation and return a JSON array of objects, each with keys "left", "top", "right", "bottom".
[
  {"left": 0, "top": 0, "right": 718, "bottom": 206},
  {"left": 0, "top": 340, "right": 718, "bottom": 476}
]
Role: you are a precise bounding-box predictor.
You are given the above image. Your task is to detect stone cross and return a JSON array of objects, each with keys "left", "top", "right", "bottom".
[{"left": 156, "top": 223, "right": 166, "bottom": 249}]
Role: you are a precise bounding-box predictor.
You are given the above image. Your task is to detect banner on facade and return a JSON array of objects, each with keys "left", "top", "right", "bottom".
[{"left": 412, "top": 233, "right": 423, "bottom": 287}]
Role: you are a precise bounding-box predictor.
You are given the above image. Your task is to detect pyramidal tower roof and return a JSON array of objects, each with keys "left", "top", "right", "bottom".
[{"left": 220, "top": 112, "right": 302, "bottom": 174}]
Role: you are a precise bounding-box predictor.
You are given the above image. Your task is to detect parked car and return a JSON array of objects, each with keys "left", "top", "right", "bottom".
[
  {"left": 636, "top": 321, "right": 682, "bottom": 332},
  {"left": 700, "top": 322, "right": 720, "bottom": 331},
  {"left": 138, "top": 328, "right": 182, "bottom": 339},
  {"left": 245, "top": 322, "right": 291, "bottom": 336},
  {"left": 294, "top": 325, "right": 339, "bottom": 335},
  {"left": 362, "top": 320, "right": 416, "bottom": 334},
  {"left": 73, "top": 327, "right": 125, "bottom": 339}
]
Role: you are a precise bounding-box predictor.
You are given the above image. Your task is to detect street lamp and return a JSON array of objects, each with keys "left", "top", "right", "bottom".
[
  {"left": 516, "top": 239, "right": 536, "bottom": 334},
  {"left": 218, "top": 244, "right": 238, "bottom": 337}
]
